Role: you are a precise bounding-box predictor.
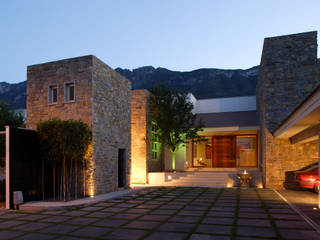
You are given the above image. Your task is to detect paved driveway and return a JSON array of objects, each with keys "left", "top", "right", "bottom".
[{"left": 0, "top": 187, "right": 319, "bottom": 240}]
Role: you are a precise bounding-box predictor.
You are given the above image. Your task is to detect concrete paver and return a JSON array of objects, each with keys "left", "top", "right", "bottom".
[
  {"left": 0, "top": 187, "right": 318, "bottom": 239},
  {"left": 14, "top": 233, "right": 54, "bottom": 240},
  {"left": 144, "top": 231, "right": 187, "bottom": 240},
  {"left": 236, "top": 226, "right": 276, "bottom": 238},
  {"left": 69, "top": 226, "right": 111, "bottom": 237},
  {"left": 278, "top": 189, "right": 320, "bottom": 226}
]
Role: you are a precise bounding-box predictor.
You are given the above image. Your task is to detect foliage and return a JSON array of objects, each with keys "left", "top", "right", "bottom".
[
  {"left": 0, "top": 101, "right": 24, "bottom": 167},
  {"left": 150, "top": 84, "right": 205, "bottom": 170},
  {"left": 0, "top": 101, "right": 25, "bottom": 131},
  {"left": 37, "top": 119, "right": 92, "bottom": 201},
  {"left": 37, "top": 119, "right": 92, "bottom": 165}
]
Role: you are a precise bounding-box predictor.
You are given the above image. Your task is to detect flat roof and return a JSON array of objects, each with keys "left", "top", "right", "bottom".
[{"left": 195, "top": 110, "right": 259, "bottom": 128}]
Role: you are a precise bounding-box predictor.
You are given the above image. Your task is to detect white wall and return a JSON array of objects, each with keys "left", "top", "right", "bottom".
[
  {"left": 164, "top": 144, "right": 186, "bottom": 171},
  {"left": 187, "top": 93, "right": 197, "bottom": 114},
  {"left": 191, "top": 96, "right": 256, "bottom": 114}
]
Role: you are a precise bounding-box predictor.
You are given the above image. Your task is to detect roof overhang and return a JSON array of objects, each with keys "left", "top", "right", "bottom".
[
  {"left": 199, "top": 126, "right": 259, "bottom": 136},
  {"left": 274, "top": 87, "right": 320, "bottom": 141}
]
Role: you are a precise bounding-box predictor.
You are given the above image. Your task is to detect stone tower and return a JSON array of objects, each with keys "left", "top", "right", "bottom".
[
  {"left": 27, "top": 55, "right": 131, "bottom": 195},
  {"left": 257, "top": 31, "right": 320, "bottom": 188}
]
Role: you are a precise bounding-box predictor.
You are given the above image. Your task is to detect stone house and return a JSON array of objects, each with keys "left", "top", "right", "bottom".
[
  {"left": 27, "top": 55, "right": 131, "bottom": 196},
  {"left": 132, "top": 31, "right": 320, "bottom": 189},
  {"left": 26, "top": 30, "right": 320, "bottom": 192}
]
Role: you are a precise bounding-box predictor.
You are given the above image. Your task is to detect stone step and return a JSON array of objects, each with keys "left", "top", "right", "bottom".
[
  {"left": 185, "top": 176, "right": 227, "bottom": 180},
  {"left": 163, "top": 183, "right": 226, "bottom": 187},
  {"left": 175, "top": 176, "right": 227, "bottom": 180}
]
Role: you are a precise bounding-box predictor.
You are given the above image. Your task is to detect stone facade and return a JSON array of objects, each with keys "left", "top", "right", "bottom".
[
  {"left": 91, "top": 57, "right": 131, "bottom": 193},
  {"left": 131, "top": 90, "right": 151, "bottom": 184},
  {"left": 263, "top": 131, "right": 318, "bottom": 189},
  {"left": 27, "top": 56, "right": 93, "bottom": 129},
  {"left": 27, "top": 55, "right": 131, "bottom": 195},
  {"left": 257, "top": 31, "right": 320, "bottom": 188},
  {"left": 257, "top": 31, "right": 319, "bottom": 133}
]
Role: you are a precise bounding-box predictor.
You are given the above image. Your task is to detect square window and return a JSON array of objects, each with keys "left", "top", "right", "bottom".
[
  {"left": 49, "top": 85, "right": 58, "bottom": 104},
  {"left": 65, "top": 83, "right": 75, "bottom": 102}
]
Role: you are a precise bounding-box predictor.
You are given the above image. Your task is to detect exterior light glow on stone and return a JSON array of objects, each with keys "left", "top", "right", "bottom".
[{"left": 226, "top": 183, "right": 233, "bottom": 188}]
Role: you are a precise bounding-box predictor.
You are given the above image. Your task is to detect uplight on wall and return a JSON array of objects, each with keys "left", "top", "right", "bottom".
[{"left": 226, "top": 183, "right": 233, "bottom": 188}]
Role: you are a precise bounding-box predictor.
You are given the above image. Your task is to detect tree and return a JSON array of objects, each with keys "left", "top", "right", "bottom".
[
  {"left": 0, "top": 101, "right": 25, "bottom": 130},
  {"left": 150, "top": 84, "right": 205, "bottom": 171},
  {"left": 0, "top": 101, "right": 25, "bottom": 168},
  {"left": 37, "top": 119, "right": 92, "bottom": 201}
]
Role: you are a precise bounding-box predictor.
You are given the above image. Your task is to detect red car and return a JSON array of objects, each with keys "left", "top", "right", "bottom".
[{"left": 297, "top": 165, "right": 320, "bottom": 192}]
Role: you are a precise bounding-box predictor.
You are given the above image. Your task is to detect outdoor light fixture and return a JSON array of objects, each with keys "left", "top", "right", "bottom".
[
  {"left": 168, "top": 175, "right": 172, "bottom": 180},
  {"left": 226, "top": 183, "right": 233, "bottom": 188}
]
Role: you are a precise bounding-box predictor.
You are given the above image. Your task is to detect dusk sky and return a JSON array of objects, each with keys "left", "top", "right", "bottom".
[{"left": 1, "top": 0, "right": 319, "bottom": 83}]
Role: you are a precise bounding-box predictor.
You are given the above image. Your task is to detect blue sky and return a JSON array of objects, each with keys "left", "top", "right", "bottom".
[{"left": 1, "top": 0, "right": 319, "bottom": 83}]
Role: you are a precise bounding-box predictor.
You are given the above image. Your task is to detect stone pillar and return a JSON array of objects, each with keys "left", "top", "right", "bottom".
[
  {"left": 131, "top": 90, "right": 151, "bottom": 184},
  {"left": 257, "top": 31, "right": 320, "bottom": 188}
]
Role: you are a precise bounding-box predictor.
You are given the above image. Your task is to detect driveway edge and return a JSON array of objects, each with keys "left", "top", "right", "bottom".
[
  {"left": 273, "top": 189, "right": 320, "bottom": 234},
  {"left": 19, "top": 187, "right": 148, "bottom": 211}
]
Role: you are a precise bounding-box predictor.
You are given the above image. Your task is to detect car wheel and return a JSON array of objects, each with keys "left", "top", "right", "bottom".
[{"left": 314, "top": 185, "right": 319, "bottom": 193}]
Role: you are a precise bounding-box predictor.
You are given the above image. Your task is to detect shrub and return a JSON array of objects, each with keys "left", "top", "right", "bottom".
[{"left": 37, "top": 119, "right": 92, "bottom": 201}]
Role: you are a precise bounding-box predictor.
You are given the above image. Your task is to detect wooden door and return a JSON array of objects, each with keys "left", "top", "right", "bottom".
[{"left": 212, "top": 136, "right": 236, "bottom": 168}]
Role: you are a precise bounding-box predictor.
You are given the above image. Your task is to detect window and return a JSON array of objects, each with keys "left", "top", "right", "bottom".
[
  {"left": 151, "top": 121, "right": 160, "bottom": 161},
  {"left": 65, "top": 83, "right": 75, "bottom": 102},
  {"left": 49, "top": 85, "right": 58, "bottom": 104},
  {"left": 236, "top": 135, "right": 257, "bottom": 167}
]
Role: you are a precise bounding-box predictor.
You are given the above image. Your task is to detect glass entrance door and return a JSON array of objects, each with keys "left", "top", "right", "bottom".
[
  {"left": 192, "top": 137, "right": 212, "bottom": 167},
  {"left": 192, "top": 134, "right": 257, "bottom": 168}
]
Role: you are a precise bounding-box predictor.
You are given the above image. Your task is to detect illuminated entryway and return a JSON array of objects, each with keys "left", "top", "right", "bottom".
[{"left": 192, "top": 135, "right": 258, "bottom": 168}]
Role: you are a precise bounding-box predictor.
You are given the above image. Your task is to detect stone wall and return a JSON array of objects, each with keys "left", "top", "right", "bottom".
[
  {"left": 131, "top": 90, "right": 151, "bottom": 184},
  {"left": 263, "top": 129, "right": 317, "bottom": 189},
  {"left": 27, "top": 55, "right": 132, "bottom": 195},
  {"left": 27, "top": 56, "right": 93, "bottom": 130},
  {"left": 91, "top": 56, "right": 131, "bottom": 194},
  {"left": 257, "top": 31, "right": 320, "bottom": 188},
  {"left": 257, "top": 31, "right": 319, "bottom": 133}
]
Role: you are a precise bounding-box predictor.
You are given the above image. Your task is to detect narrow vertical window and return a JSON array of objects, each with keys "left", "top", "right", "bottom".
[
  {"left": 65, "top": 83, "right": 75, "bottom": 102},
  {"left": 151, "top": 121, "right": 160, "bottom": 161},
  {"left": 49, "top": 85, "right": 58, "bottom": 104}
]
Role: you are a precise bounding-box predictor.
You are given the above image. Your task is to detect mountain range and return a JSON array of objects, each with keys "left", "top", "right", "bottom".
[{"left": 0, "top": 66, "right": 259, "bottom": 109}]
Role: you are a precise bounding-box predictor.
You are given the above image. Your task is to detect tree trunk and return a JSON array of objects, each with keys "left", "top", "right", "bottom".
[
  {"left": 160, "top": 144, "right": 165, "bottom": 171},
  {"left": 68, "top": 160, "right": 72, "bottom": 201},
  {"left": 63, "top": 156, "right": 66, "bottom": 201},
  {"left": 75, "top": 160, "right": 78, "bottom": 199},
  {"left": 60, "top": 165, "right": 62, "bottom": 200},
  {"left": 83, "top": 163, "right": 86, "bottom": 197},
  {"left": 171, "top": 149, "right": 176, "bottom": 172},
  {"left": 41, "top": 159, "right": 44, "bottom": 200},
  {"left": 53, "top": 163, "right": 55, "bottom": 200}
]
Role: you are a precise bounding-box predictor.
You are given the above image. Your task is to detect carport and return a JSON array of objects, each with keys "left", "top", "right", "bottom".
[{"left": 274, "top": 87, "right": 320, "bottom": 208}]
